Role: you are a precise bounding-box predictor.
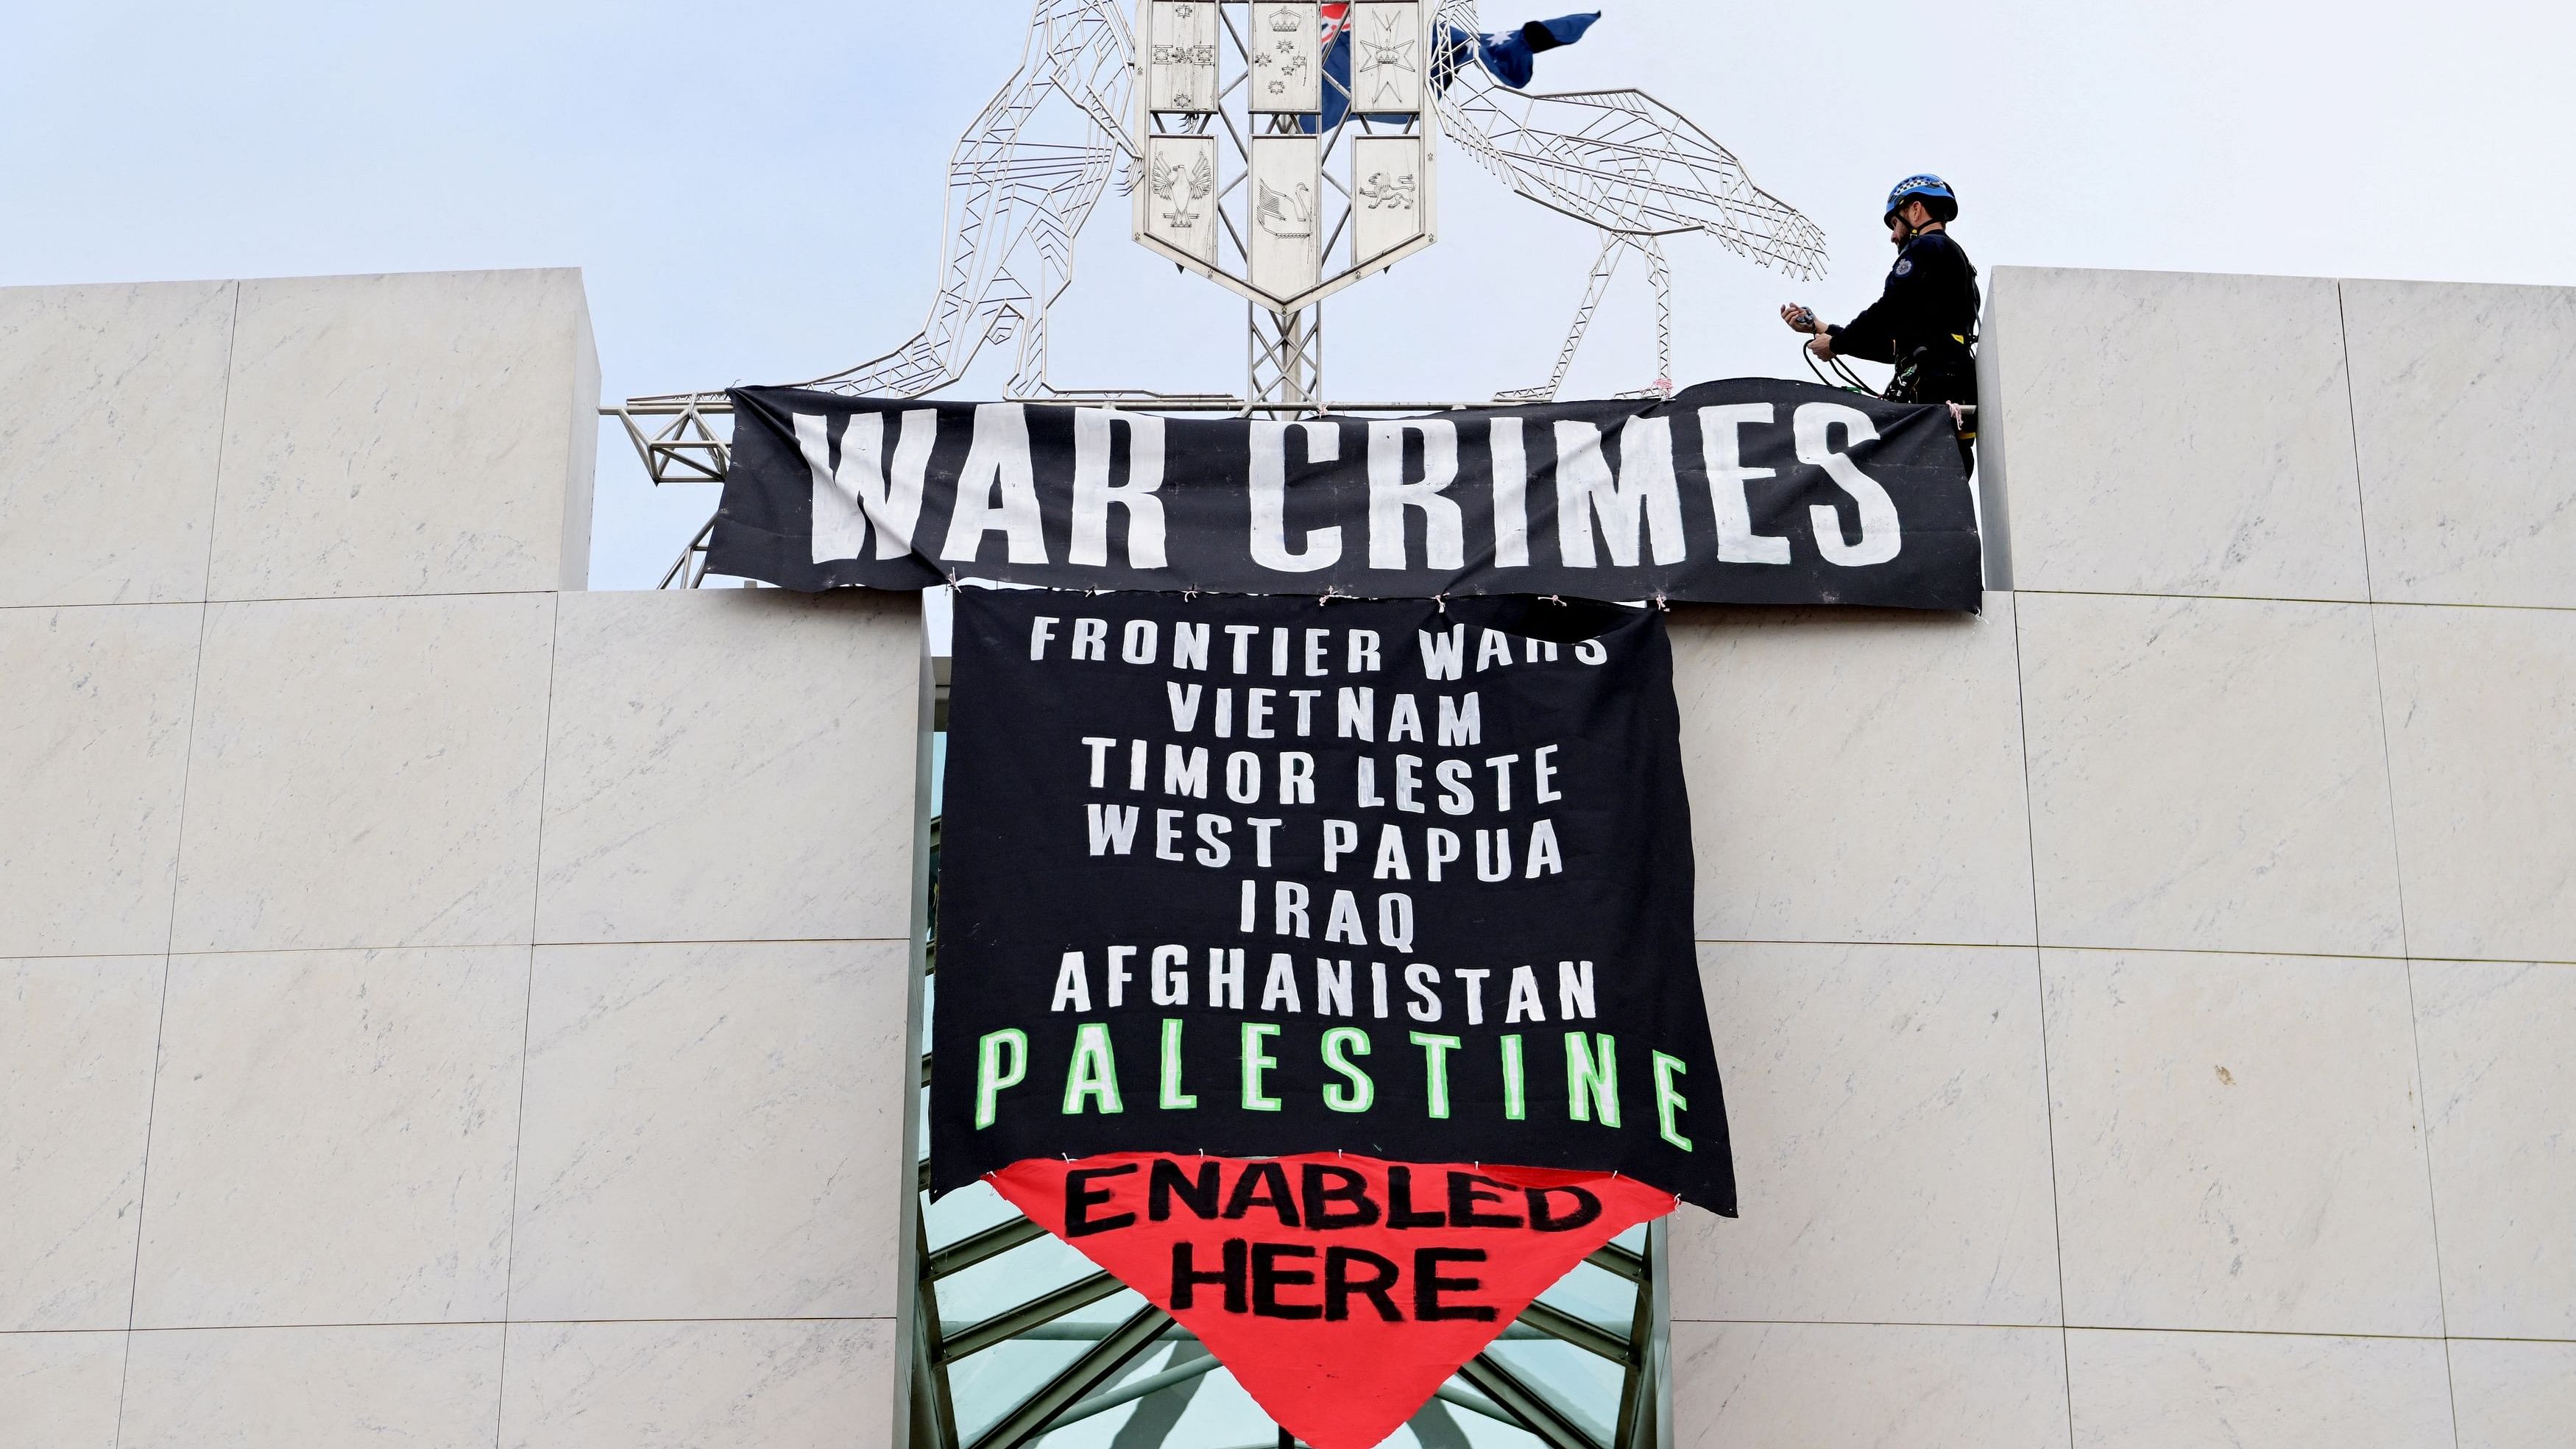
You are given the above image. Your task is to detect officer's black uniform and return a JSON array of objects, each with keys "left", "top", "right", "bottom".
[{"left": 1827, "top": 228, "right": 1981, "bottom": 408}]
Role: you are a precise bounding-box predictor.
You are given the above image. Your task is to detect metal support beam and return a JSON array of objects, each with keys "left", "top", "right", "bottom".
[
  {"left": 941, "top": 1271, "right": 1126, "bottom": 1361},
  {"left": 609, "top": 397, "right": 731, "bottom": 486},
  {"left": 1050, "top": 1346, "right": 1226, "bottom": 1430},
  {"left": 969, "top": 1303, "right": 1173, "bottom": 1449},
  {"left": 1610, "top": 1221, "right": 1660, "bottom": 1449},
  {"left": 1246, "top": 305, "right": 1323, "bottom": 416},
  {"left": 1585, "top": 1241, "right": 1646, "bottom": 1283},
  {"left": 912, "top": 1214, "right": 963, "bottom": 1449},
  {"left": 1518, "top": 1297, "right": 1635, "bottom": 1365},
  {"left": 656, "top": 514, "right": 716, "bottom": 590},
  {"left": 1457, "top": 1350, "right": 1610, "bottom": 1449},
  {"left": 1433, "top": 1382, "right": 1525, "bottom": 1428},
  {"left": 926, "top": 1216, "right": 1052, "bottom": 1281}
]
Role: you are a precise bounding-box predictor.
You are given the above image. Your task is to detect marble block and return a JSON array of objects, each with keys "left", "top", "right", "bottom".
[
  {"left": 2042, "top": 949, "right": 2441, "bottom": 1336},
  {"left": 509, "top": 940, "right": 916, "bottom": 1322},
  {"left": 129, "top": 947, "right": 526, "bottom": 1328},
  {"left": 1671, "top": 1322, "right": 2070, "bottom": 1449},
  {"left": 1, "top": 957, "right": 162, "bottom": 1331},
  {"left": 0, "top": 1331, "right": 124, "bottom": 1449},
  {"left": 170, "top": 592, "right": 554, "bottom": 952},
  {"left": 2374, "top": 603, "right": 2576, "bottom": 962},
  {"left": 499, "top": 1319, "right": 901, "bottom": 1449},
  {"left": 536, "top": 589, "right": 924, "bottom": 945},
  {"left": 0, "top": 281, "right": 236, "bottom": 608},
  {"left": 1970, "top": 302, "right": 2017, "bottom": 590},
  {"left": 1668, "top": 595, "right": 2034, "bottom": 946},
  {"left": 207, "top": 269, "right": 597, "bottom": 600},
  {"left": 1984, "top": 266, "right": 2369, "bottom": 600},
  {"left": 1670, "top": 942, "right": 2059, "bottom": 1326},
  {"left": 2412, "top": 959, "right": 2576, "bottom": 1339},
  {"left": 2063, "top": 1328, "right": 2453, "bottom": 1449},
  {"left": 2343, "top": 278, "right": 2576, "bottom": 608},
  {"left": 119, "top": 1323, "right": 503, "bottom": 1449},
  {"left": 0, "top": 603, "right": 199, "bottom": 957},
  {"left": 2448, "top": 1339, "right": 2576, "bottom": 1449},
  {"left": 2018, "top": 592, "right": 2402, "bottom": 957}
]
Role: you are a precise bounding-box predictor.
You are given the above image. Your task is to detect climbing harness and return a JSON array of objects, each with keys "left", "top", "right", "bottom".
[{"left": 1792, "top": 336, "right": 1977, "bottom": 445}]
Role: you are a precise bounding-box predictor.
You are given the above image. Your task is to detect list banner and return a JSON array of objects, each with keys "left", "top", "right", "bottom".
[
  {"left": 931, "top": 589, "right": 1735, "bottom": 1214},
  {"left": 711, "top": 380, "right": 1980, "bottom": 609}
]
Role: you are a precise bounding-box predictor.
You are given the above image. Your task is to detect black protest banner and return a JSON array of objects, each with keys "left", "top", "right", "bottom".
[
  {"left": 710, "top": 380, "right": 1980, "bottom": 609},
  {"left": 931, "top": 588, "right": 1733, "bottom": 1214}
]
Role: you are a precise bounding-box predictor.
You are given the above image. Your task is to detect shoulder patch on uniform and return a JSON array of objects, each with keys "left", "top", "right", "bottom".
[{"left": 1893, "top": 258, "right": 1914, "bottom": 276}]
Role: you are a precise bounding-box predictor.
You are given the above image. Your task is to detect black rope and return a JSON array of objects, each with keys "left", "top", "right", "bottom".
[{"left": 1800, "top": 340, "right": 1874, "bottom": 395}]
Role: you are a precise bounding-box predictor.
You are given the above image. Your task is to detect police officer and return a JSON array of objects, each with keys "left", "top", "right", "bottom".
[{"left": 1780, "top": 175, "right": 1981, "bottom": 414}]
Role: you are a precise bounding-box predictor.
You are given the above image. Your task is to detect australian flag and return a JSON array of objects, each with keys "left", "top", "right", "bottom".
[
  {"left": 1306, "top": 8, "right": 1601, "bottom": 132},
  {"left": 1437, "top": 12, "right": 1601, "bottom": 91}
]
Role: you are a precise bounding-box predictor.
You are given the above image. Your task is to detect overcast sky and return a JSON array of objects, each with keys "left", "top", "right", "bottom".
[{"left": 6, "top": 1, "right": 2565, "bottom": 587}]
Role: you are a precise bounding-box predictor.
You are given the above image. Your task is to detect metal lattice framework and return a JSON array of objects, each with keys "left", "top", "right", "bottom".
[
  {"left": 799, "top": 0, "right": 1136, "bottom": 401},
  {"left": 623, "top": 0, "right": 1224, "bottom": 418},
  {"left": 1493, "top": 230, "right": 1676, "bottom": 405},
  {"left": 1428, "top": 1, "right": 1826, "bottom": 401},
  {"left": 609, "top": 0, "right": 1833, "bottom": 527}
]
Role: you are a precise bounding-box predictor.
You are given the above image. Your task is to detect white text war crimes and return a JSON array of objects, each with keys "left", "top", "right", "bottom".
[{"left": 973, "top": 612, "right": 1698, "bottom": 1153}]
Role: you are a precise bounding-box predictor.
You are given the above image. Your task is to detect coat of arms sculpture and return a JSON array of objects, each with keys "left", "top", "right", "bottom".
[
  {"left": 1134, "top": 1, "right": 1440, "bottom": 316},
  {"left": 611, "top": 1, "right": 1835, "bottom": 580}
]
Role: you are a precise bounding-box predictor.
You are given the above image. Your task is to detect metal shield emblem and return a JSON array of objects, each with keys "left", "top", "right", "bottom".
[
  {"left": 1146, "top": 1, "right": 1222, "bottom": 113},
  {"left": 1142, "top": 134, "right": 1222, "bottom": 264},
  {"left": 1248, "top": 3, "right": 1323, "bottom": 113},
  {"left": 1248, "top": 135, "right": 1324, "bottom": 299}
]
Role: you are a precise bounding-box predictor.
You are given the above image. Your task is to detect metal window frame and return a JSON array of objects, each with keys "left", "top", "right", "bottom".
[
  {"left": 908, "top": 779, "right": 1669, "bottom": 1449},
  {"left": 910, "top": 1146, "right": 1669, "bottom": 1449}
]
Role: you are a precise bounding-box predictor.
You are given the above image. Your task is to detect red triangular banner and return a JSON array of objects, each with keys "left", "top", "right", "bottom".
[{"left": 991, "top": 1152, "right": 1674, "bottom": 1449}]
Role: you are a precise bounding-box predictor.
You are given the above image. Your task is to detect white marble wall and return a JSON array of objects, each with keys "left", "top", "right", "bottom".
[
  {"left": 7, "top": 262, "right": 2566, "bottom": 1449},
  {"left": 1671, "top": 266, "right": 2576, "bottom": 1449},
  {"left": 0, "top": 272, "right": 930, "bottom": 1449}
]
